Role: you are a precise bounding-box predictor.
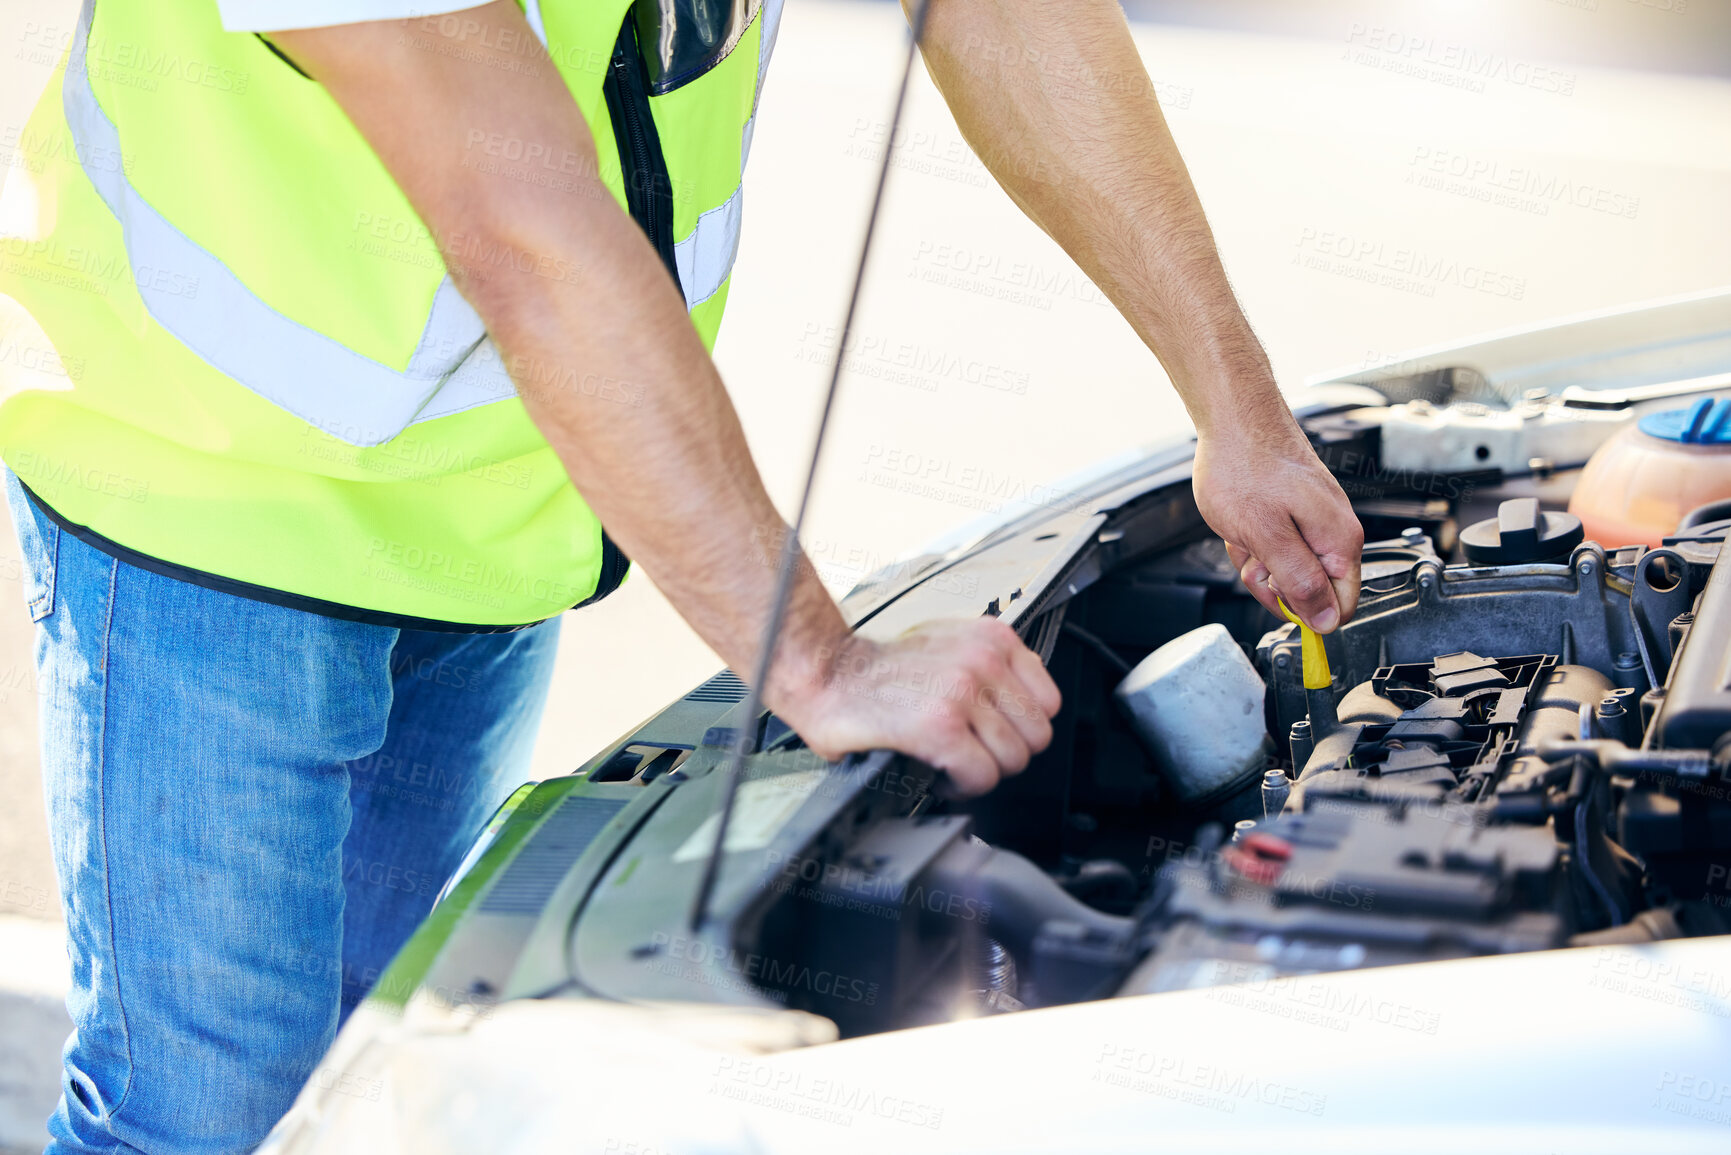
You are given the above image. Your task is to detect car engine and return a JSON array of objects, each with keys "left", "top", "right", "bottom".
[
  {"left": 969, "top": 491, "right": 1731, "bottom": 1014},
  {"left": 733, "top": 487, "right": 1731, "bottom": 1033},
  {"left": 407, "top": 414, "right": 1731, "bottom": 1044},
  {"left": 1117, "top": 518, "right": 1731, "bottom": 998}
]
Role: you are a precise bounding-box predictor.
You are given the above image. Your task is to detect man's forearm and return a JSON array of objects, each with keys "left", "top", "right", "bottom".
[
  {"left": 277, "top": 10, "right": 847, "bottom": 716},
  {"left": 912, "top": 0, "right": 1362, "bottom": 633},
  {"left": 276, "top": 2, "right": 1063, "bottom": 788},
  {"left": 475, "top": 187, "right": 848, "bottom": 714},
  {"left": 911, "top": 0, "right": 1283, "bottom": 438}
]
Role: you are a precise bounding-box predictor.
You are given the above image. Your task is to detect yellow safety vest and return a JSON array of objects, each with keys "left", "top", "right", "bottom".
[{"left": 0, "top": 0, "right": 781, "bottom": 627}]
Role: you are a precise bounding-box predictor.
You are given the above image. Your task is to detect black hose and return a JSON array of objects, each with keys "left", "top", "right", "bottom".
[
  {"left": 1679, "top": 498, "right": 1731, "bottom": 531},
  {"left": 1574, "top": 799, "right": 1624, "bottom": 929},
  {"left": 1062, "top": 621, "right": 1134, "bottom": 676}
]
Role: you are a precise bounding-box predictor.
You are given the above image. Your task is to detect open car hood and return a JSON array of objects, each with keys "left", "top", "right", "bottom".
[
  {"left": 263, "top": 288, "right": 1731, "bottom": 1153},
  {"left": 269, "top": 937, "right": 1731, "bottom": 1154}
]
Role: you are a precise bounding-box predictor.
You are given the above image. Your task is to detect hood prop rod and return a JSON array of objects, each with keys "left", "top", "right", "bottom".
[{"left": 689, "top": 0, "right": 934, "bottom": 932}]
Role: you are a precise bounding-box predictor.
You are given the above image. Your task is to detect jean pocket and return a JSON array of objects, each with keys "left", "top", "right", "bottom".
[{"left": 3, "top": 467, "right": 57, "bottom": 621}]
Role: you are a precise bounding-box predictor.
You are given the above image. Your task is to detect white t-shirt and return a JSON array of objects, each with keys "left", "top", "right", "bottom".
[{"left": 217, "top": 2, "right": 491, "bottom": 33}]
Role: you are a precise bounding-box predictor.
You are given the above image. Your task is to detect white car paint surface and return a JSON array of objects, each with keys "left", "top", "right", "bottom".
[{"left": 266, "top": 938, "right": 1731, "bottom": 1153}]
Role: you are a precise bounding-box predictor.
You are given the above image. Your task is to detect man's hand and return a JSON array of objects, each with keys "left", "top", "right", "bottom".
[
  {"left": 1195, "top": 415, "right": 1363, "bottom": 634},
  {"left": 777, "top": 619, "right": 1062, "bottom": 798}
]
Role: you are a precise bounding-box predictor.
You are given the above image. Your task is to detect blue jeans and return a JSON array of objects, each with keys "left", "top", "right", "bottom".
[{"left": 4, "top": 472, "right": 561, "bottom": 1153}]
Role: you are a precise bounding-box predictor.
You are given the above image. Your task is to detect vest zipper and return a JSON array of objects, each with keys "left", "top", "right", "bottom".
[{"left": 603, "top": 15, "right": 680, "bottom": 285}]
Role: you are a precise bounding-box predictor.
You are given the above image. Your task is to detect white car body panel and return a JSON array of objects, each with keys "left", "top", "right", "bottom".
[{"left": 267, "top": 938, "right": 1731, "bottom": 1154}]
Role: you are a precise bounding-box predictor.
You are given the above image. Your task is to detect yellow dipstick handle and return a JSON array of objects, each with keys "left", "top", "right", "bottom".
[{"left": 1277, "top": 598, "right": 1332, "bottom": 691}]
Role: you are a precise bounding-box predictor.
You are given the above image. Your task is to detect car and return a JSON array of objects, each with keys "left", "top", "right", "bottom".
[{"left": 262, "top": 287, "right": 1731, "bottom": 1154}]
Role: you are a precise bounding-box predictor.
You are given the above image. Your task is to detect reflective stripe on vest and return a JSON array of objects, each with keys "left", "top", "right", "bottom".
[
  {"left": 59, "top": 0, "right": 782, "bottom": 447},
  {"left": 0, "top": 0, "right": 775, "bottom": 628},
  {"left": 62, "top": 0, "right": 492, "bottom": 447}
]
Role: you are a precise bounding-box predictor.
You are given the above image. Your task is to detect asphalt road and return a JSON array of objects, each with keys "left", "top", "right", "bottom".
[{"left": 1, "top": 4, "right": 1729, "bottom": 1143}]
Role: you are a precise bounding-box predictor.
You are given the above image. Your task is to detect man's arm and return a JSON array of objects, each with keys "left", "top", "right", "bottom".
[
  {"left": 911, "top": 0, "right": 1363, "bottom": 632},
  {"left": 272, "top": 2, "right": 1059, "bottom": 795}
]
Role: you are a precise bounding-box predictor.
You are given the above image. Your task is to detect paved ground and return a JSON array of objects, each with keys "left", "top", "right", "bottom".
[
  {"left": 0, "top": 916, "right": 66, "bottom": 1147},
  {"left": 2, "top": 0, "right": 1730, "bottom": 1148}
]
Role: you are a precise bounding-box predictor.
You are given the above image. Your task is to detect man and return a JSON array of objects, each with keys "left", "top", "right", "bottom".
[{"left": 0, "top": 0, "right": 1361, "bottom": 1149}]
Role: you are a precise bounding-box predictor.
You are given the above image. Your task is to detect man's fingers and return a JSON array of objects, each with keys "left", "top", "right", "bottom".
[
  {"left": 968, "top": 705, "right": 1033, "bottom": 779},
  {"left": 988, "top": 670, "right": 1054, "bottom": 759},
  {"left": 964, "top": 634, "right": 1054, "bottom": 759},
  {"left": 1329, "top": 565, "right": 1360, "bottom": 628},
  {"left": 1297, "top": 502, "right": 1365, "bottom": 628},
  {"left": 793, "top": 617, "right": 1066, "bottom": 798},
  {"left": 928, "top": 730, "right": 1001, "bottom": 798},
  {"left": 1008, "top": 644, "right": 1061, "bottom": 724},
  {"left": 1260, "top": 519, "right": 1341, "bottom": 633},
  {"left": 1226, "top": 540, "right": 1281, "bottom": 619},
  {"left": 1242, "top": 560, "right": 1281, "bottom": 619},
  {"left": 876, "top": 694, "right": 998, "bottom": 798}
]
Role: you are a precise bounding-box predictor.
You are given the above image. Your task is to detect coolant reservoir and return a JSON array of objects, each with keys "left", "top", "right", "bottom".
[{"left": 1569, "top": 397, "right": 1731, "bottom": 549}]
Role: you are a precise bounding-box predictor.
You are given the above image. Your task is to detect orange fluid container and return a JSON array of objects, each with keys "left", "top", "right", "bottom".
[{"left": 1569, "top": 398, "right": 1731, "bottom": 549}]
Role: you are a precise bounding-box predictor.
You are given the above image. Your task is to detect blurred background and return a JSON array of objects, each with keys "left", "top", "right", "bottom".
[{"left": 2, "top": 0, "right": 1728, "bottom": 1147}]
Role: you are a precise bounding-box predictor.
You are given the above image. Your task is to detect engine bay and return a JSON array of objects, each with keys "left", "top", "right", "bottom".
[
  {"left": 723, "top": 450, "right": 1731, "bottom": 1035},
  {"left": 411, "top": 388, "right": 1731, "bottom": 1045}
]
